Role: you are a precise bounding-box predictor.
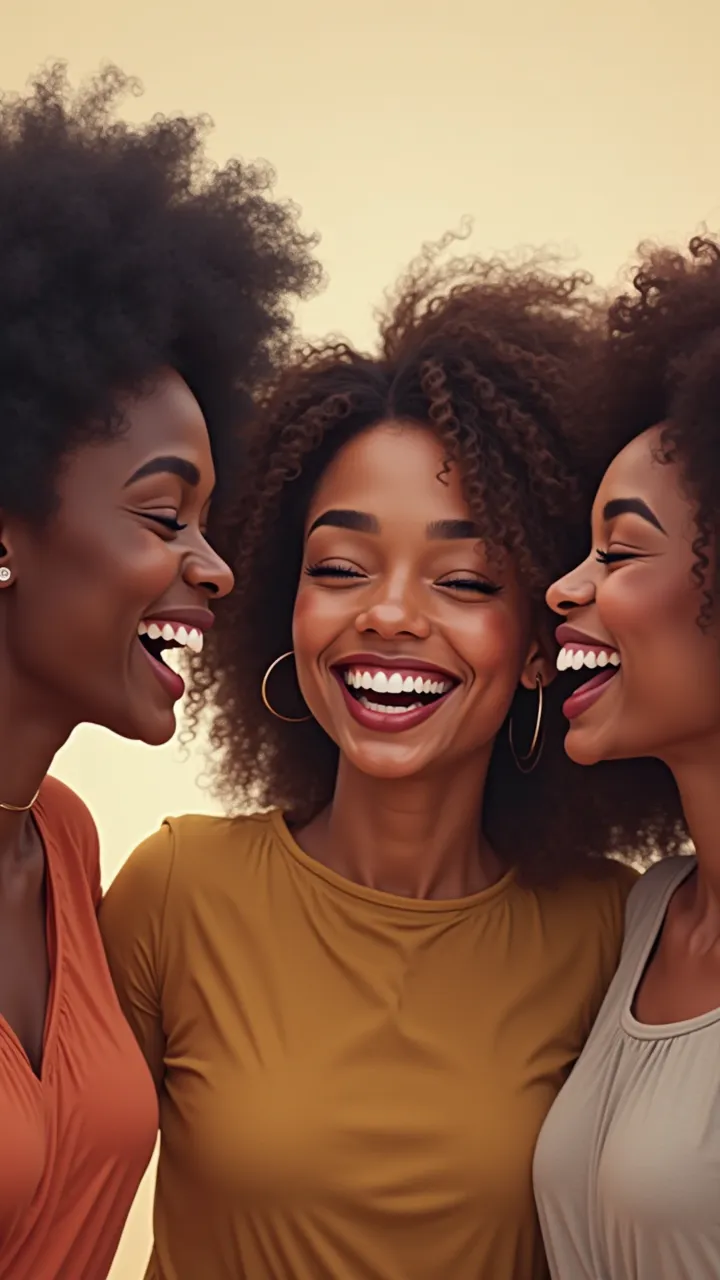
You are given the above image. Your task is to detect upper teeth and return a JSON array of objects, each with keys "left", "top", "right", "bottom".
[
  {"left": 557, "top": 646, "right": 620, "bottom": 672},
  {"left": 138, "top": 619, "right": 204, "bottom": 654},
  {"left": 343, "top": 669, "right": 451, "bottom": 695}
]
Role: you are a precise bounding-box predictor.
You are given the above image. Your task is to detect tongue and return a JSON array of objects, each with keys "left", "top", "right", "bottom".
[{"left": 577, "top": 667, "right": 617, "bottom": 693}]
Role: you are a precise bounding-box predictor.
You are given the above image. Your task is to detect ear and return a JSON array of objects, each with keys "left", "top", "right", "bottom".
[
  {"left": 519, "top": 614, "right": 557, "bottom": 691},
  {"left": 0, "top": 515, "right": 14, "bottom": 588}
]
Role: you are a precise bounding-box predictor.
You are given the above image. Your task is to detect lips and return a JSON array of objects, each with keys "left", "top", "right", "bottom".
[
  {"left": 554, "top": 625, "right": 621, "bottom": 721},
  {"left": 331, "top": 655, "right": 459, "bottom": 733},
  {"left": 136, "top": 605, "right": 214, "bottom": 703}
]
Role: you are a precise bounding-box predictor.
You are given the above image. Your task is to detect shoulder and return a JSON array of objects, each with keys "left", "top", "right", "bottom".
[
  {"left": 529, "top": 858, "right": 639, "bottom": 980},
  {"left": 625, "top": 855, "right": 694, "bottom": 932},
  {"left": 37, "top": 775, "right": 100, "bottom": 903},
  {"left": 101, "top": 809, "right": 279, "bottom": 926},
  {"left": 534, "top": 856, "right": 639, "bottom": 928}
]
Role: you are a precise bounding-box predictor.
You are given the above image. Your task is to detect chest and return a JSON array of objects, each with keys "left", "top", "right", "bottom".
[
  {"left": 633, "top": 933, "right": 720, "bottom": 1025},
  {"left": 0, "top": 846, "right": 49, "bottom": 1075},
  {"left": 161, "top": 914, "right": 585, "bottom": 1215}
]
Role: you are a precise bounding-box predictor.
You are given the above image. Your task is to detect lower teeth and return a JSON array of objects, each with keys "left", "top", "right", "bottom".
[{"left": 358, "top": 697, "right": 424, "bottom": 715}]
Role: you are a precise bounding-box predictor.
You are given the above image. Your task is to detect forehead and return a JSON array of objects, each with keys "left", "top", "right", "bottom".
[
  {"left": 307, "top": 421, "right": 468, "bottom": 522},
  {"left": 59, "top": 370, "right": 211, "bottom": 498},
  {"left": 596, "top": 424, "right": 685, "bottom": 516}
]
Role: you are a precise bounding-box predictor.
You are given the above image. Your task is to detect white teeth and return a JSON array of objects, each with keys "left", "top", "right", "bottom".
[
  {"left": 137, "top": 620, "right": 204, "bottom": 654},
  {"left": 557, "top": 645, "right": 619, "bottom": 672},
  {"left": 342, "top": 667, "right": 453, "bottom": 700},
  {"left": 359, "top": 697, "right": 423, "bottom": 715}
]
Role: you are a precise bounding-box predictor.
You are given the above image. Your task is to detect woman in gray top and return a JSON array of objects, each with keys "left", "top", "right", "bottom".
[{"left": 533, "top": 234, "right": 720, "bottom": 1280}]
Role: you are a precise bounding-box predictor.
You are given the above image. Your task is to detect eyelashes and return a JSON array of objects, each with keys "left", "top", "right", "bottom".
[
  {"left": 595, "top": 549, "right": 640, "bottom": 566},
  {"left": 304, "top": 564, "right": 360, "bottom": 579},
  {"left": 304, "top": 563, "right": 501, "bottom": 594},
  {"left": 145, "top": 514, "right": 188, "bottom": 533}
]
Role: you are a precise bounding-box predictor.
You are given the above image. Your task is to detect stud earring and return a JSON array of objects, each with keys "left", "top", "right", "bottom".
[{"left": 0, "top": 567, "right": 11, "bottom": 583}]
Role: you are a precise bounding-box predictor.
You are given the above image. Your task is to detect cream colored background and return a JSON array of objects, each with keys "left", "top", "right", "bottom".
[{"left": 2, "top": 0, "right": 719, "bottom": 1273}]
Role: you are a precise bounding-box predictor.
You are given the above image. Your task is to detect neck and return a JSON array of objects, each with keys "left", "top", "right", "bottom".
[
  {"left": 668, "top": 735, "right": 720, "bottom": 918},
  {"left": 299, "top": 747, "right": 502, "bottom": 899},
  {"left": 0, "top": 663, "right": 71, "bottom": 861}
]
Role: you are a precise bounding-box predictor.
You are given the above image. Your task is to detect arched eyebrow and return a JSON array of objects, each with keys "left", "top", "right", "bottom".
[
  {"left": 602, "top": 497, "right": 666, "bottom": 534},
  {"left": 306, "top": 511, "right": 482, "bottom": 540},
  {"left": 124, "top": 456, "right": 200, "bottom": 488}
]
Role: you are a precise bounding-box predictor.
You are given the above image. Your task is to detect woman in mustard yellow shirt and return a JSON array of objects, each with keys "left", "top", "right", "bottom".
[{"left": 100, "top": 252, "right": 652, "bottom": 1280}]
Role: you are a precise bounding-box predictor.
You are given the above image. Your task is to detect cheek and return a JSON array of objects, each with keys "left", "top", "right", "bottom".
[
  {"left": 453, "top": 607, "right": 528, "bottom": 684},
  {"left": 292, "top": 586, "right": 347, "bottom": 666},
  {"left": 16, "top": 526, "right": 178, "bottom": 661}
]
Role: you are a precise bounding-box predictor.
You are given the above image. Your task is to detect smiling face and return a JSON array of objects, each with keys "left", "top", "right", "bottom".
[
  {"left": 546, "top": 423, "right": 720, "bottom": 766},
  {"left": 292, "top": 420, "right": 550, "bottom": 782},
  {"left": 0, "top": 368, "right": 234, "bottom": 746}
]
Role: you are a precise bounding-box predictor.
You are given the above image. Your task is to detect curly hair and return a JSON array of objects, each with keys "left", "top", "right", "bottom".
[
  {"left": 191, "top": 247, "right": 680, "bottom": 881},
  {"left": 547, "top": 231, "right": 720, "bottom": 860},
  {"left": 585, "top": 235, "right": 720, "bottom": 630},
  {"left": 0, "top": 62, "right": 320, "bottom": 519}
]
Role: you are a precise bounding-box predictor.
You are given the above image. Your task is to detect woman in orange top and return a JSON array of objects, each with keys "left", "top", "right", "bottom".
[
  {"left": 101, "top": 253, "right": 655, "bottom": 1280},
  {"left": 0, "top": 64, "right": 317, "bottom": 1279}
]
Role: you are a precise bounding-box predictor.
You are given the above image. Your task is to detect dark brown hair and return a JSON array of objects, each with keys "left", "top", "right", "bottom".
[{"left": 190, "top": 248, "right": 678, "bottom": 880}]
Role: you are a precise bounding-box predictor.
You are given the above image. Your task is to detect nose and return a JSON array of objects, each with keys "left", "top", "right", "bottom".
[
  {"left": 355, "top": 575, "right": 430, "bottom": 640},
  {"left": 546, "top": 562, "right": 596, "bottom": 616},
  {"left": 183, "top": 535, "right": 235, "bottom": 600}
]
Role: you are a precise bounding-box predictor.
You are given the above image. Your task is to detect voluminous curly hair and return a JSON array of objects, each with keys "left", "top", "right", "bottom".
[
  {"left": 192, "top": 248, "right": 672, "bottom": 881},
  {"left": 559, "top": 232, "right": 720, "bottom": 858},
  {"left": 0, "top": 62, "right": 320, "bottom": 519}
]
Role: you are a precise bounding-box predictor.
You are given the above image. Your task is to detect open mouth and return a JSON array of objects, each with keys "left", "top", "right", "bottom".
[
  {"left": 332, "top": 660, "right": 459, "bottom": 733},
  {"left": 136, "top": 619, "right": 205, "bottom": 702},
  {"left": 137, "top": 619, "right": 204, "bottom": 666},
  {"left": 556, "top": 643, "right": 621, "bottom": 721}
]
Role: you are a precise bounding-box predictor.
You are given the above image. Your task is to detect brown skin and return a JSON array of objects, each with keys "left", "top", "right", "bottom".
[
  {"left": 0, "top": 367, "right": 233, "bottom": 1073},
  {"left": 547, "top": 423, "right": 720, "bottom": 1025},
  {"left": 293, "top": 421, "right": 554, "bottom": 900}
]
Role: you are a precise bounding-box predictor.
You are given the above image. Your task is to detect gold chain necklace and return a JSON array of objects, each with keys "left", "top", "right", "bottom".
[{"left": 0, "top": 788, "right": 40, "bottom": 812}]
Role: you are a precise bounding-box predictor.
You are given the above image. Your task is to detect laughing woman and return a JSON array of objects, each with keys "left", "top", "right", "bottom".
[
  {"left": 101, "top": 252, "right": 640, "bottom": 1280},
  {"left": 533, "top": 236, "right": 720, "bottom": 1279},
  {"left": 0, "top": 64, "right": 317, "bottom": 1280}
]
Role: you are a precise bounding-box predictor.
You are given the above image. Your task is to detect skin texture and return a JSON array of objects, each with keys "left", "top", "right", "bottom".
[
  {"left": 0, "top": 370, "right": 232, "bottom": 1072},
  {"left": 547, "top": 424, "right": 720, "bottom": 1026},
  {"left": 0, "top": 61, "right": 318, "bottom": 1076},
  {"left": 293, "top": 421, "right": 552, "bottom": 898},
  {"left": 547, "top": 424, "right": 718, "bottom": 769},
  {"left": 194, "top": 251, "right": 653, "bottom": 880}
]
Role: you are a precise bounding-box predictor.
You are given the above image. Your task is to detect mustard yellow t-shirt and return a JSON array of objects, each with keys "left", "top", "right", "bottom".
[{"left": 99, "top": 810, "right": 635, "bottom": 1280}]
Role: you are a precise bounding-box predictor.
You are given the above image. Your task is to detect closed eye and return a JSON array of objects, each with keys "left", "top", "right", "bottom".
[
  {"left": 595, "top": 549, "right": 641, "bottom": 566},
  {"left": 132, "top": 511, "right": 188, "bottom": 534},
  {"left": 304, "top": 563, "right": 365, "bottom": 581},
  {"left": 438, "top": 576, "right": 501, "bottom": 596}
]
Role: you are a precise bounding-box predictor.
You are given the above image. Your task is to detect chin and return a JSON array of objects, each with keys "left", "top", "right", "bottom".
[
  {"left": 344, "top": 742, "right": 434, "bottom": 781},
  {"left": 100, "top": 703, "right": 178, "bottom": 748},
  {"left": 564, "top": 725, "right": 606, "bottom": 767}
]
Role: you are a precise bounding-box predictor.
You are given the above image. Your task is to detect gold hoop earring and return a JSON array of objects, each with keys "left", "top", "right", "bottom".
[
  {"left": 508, "top": 673, "right": 544, "bottom": 773},
  {"left": 260, "top": 651, "right": 312, "bottom": 724}
]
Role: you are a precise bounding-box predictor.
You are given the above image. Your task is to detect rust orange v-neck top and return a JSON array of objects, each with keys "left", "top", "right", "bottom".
[
  {"left": 0, "top": 776, "right": 158, "bottom": 1280},
  {"left": 100, "top": 809, "right": 635, "bottom": 1280}
]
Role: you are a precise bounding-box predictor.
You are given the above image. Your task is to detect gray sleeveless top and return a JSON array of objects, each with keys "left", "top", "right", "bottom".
[{"left": 533, "top": 856, "right": 720, "bottom": 1280}]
